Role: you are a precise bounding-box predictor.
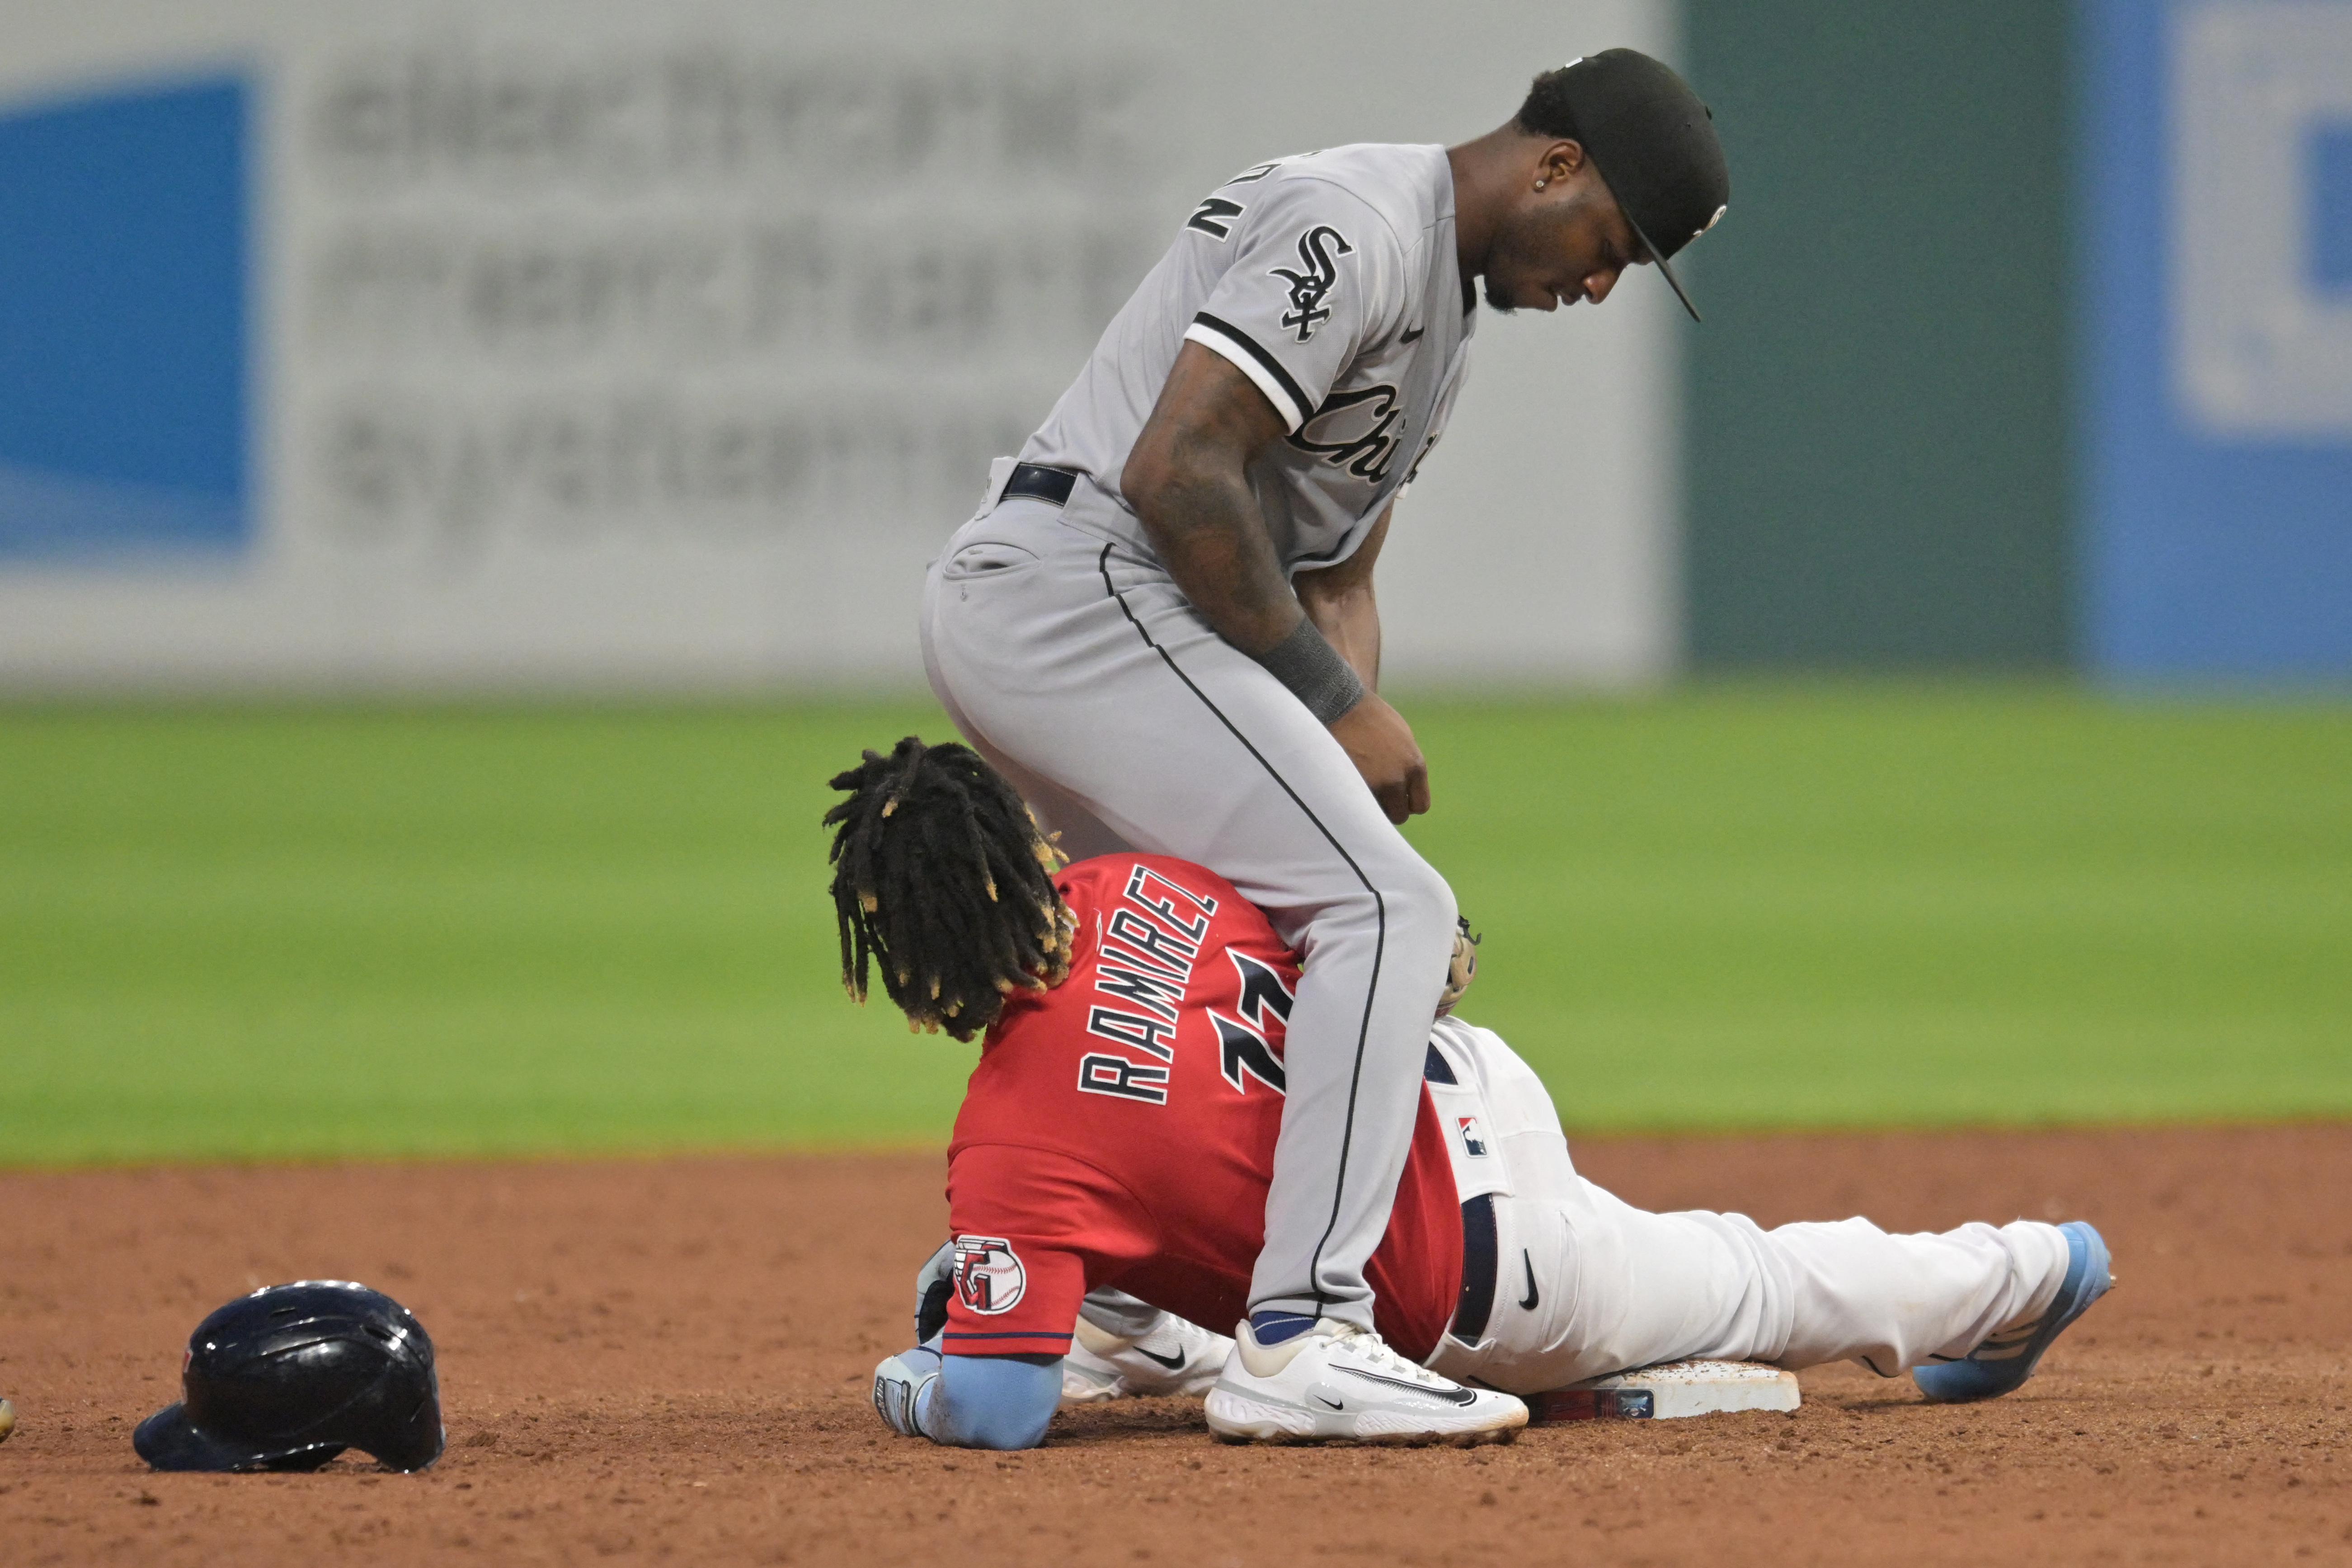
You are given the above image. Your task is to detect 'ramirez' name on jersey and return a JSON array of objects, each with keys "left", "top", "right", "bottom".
[
  {"left": 1018, "top": 145, "right": 1476, "bottom": 578},
  {"left": 940, "top": 854, "right": 1463, "bottom": 1361}
]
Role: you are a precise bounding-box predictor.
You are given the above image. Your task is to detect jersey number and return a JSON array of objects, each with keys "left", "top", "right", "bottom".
[
  {"left": 1186, "top": 197, "right": 1246, "bottom": 240},
  {"left": 1213, "top": 1016, "right": 1286, "bottom": 1095},
  {"left": 1213, "top": 951, "right": 1296, "bottom": 1096}
]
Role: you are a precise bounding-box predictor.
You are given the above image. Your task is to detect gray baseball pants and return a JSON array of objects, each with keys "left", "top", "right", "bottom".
[{"left": 919, "top": 482, "right": 1458, "bottom": 1331}]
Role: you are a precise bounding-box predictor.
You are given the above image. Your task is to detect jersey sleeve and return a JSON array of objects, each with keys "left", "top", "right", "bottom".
[
  {"left": 941, "top": 1143, "right": 1161, "bottom": 1358},
  {"left": 1182, "top": 175, "right": 1402, "bottom": 433}
]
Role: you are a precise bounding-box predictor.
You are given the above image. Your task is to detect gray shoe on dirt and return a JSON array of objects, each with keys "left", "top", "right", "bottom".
[
  {"left": 1061, "top": 1313, "right": 1232, "bottom": 1403},
  {"left": 1204, "top": 1318, "right": 1527, "bottom": 1446}
]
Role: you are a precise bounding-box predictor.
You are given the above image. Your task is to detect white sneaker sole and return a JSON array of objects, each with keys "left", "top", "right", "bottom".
[
  {"left": 1204, "top": 1388, "right": 1527, "bottom": 1447},
  {"left": 1061, "top": 1375, "right": 1221, "bottom": 1406}
]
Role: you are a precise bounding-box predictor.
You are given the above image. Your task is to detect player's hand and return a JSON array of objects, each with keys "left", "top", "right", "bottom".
[
  {"left": 1327, "top": 693, "right": 1430, "bottom": 823},
  {"left": 872, "top": 1347, "right": 944, "bottom": 1439},
  {"left": 913, "top": 1239, "right": 955, "bottom": 1344}
]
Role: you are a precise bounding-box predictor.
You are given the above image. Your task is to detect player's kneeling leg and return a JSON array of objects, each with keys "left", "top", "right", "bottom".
[
  {"left": 872, "top": 1348, "right": 942, "bottom": 1438},
  {"left": 873, "top": 1349, "right": 1063, "bottom": 1450}
]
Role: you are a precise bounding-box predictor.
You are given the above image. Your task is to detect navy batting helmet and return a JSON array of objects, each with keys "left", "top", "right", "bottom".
[{"left": 134, "top": 1281, "right": 444, "bottom": 1473}]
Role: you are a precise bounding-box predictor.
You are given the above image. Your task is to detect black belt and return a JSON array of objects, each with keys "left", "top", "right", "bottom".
[
  {"left": 1003, "top": 463, "right": 1077, "bottom": 507},
  {"left": 1454, "top": 1194, "right": 1499, "bottom": 1346}
]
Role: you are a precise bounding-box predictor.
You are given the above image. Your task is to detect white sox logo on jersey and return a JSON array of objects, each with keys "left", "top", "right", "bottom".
[
  {"left": 952, "top": 1235, "right": 1027, "bottom": 1315},
  {"left": 1288, "top": 383, "right": 1402, "bottom": 482},
  {"left": 1271, "top": 225, "right": 1353, "bottom": 342}
]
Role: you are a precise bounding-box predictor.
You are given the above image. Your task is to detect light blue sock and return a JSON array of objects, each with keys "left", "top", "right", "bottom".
[{"left": 1249, "top": 1309, "right": 1317, "bottom": 1345}]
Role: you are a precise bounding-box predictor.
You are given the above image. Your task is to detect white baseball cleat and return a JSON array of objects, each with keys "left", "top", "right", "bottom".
[
  {"left": 1204, "top": 1318, "right": 1528, "bottom": 1446},
  {"left": 1061, "top": 1313, "right": 1232, "bottom": 1404}
]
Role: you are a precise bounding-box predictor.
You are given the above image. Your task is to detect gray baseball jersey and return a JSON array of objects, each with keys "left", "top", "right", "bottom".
[{"left": 1020, "top": 143, "right": 1476, "bottom": 573}]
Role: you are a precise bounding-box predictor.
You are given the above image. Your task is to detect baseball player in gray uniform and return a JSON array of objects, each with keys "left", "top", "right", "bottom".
[{"left": 919, "top": 50, "right": 1730, "bottom": 1434}]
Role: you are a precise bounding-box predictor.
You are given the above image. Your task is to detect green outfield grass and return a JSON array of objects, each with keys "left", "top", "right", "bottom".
[{"left": 3, "top": 687, "right": 2347, "bottom": 1166}]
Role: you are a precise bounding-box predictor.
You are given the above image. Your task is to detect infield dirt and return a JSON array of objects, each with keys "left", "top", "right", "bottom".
[{"left": 3, "top": 1125, "right": 2347, "bottom": 1567}]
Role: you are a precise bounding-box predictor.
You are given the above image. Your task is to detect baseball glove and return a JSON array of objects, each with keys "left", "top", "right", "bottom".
[
  {"left": 914, "top": 1239, "right": 955, "bottom": 1344},
  {"left": 1437, "top": 915, "right": 1479, "bottom": 1017}
]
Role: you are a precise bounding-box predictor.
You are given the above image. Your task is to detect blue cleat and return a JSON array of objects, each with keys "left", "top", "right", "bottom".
[{"left": 1912, "top": 1220, "right": 2113, "bottom": 1404}]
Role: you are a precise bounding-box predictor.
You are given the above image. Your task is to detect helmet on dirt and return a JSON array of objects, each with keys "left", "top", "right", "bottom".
[{"left": 134, "top": 1281, "right": 444, "bottom": 1473}]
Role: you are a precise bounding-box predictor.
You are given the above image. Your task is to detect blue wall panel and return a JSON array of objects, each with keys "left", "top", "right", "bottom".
[
  {"left": 2082, "top": 1, "right": 2352, "bottom": 680},
  {"left": 0, "top": 76, "right": 250, "bottom": 558}
]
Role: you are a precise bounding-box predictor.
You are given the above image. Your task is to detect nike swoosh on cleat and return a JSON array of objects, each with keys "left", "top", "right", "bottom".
[
  {"left": 1312, "top": 1394, "right": 1344, "bottom": 1410},
  {"left": 1340, "top": 1368, "right": 1477, "bottom": 1406},
  {"left": 1518, "top": 1251, "right": 1539, "bottom": 1312},
  {"left": 1134, "top": 1347, "right": 1187, "bottom": 1371},
  {"left": 1399, "top": 325, "right": 1425, "bottom": 343}
]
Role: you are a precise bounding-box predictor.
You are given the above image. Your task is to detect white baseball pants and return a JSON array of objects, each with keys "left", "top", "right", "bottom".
[
  {"left": 1420, "top": 1019, "right": 2074, "bottom": 1391},
  {"left": 920, "top": 485, "right": 1458, "bottom": 1331}
]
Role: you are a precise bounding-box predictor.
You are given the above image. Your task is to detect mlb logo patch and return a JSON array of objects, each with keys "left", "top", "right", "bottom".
[{"left": 1457, "top": 1116, "right": 1488, "bottom": 1158}]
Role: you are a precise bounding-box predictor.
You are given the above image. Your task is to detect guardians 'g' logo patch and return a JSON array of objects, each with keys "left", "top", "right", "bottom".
[{"left": 952, "top": 1235, "right": 1027, "bottom": 1315}]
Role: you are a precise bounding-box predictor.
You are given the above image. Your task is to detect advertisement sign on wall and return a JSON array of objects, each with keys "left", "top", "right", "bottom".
[{"left": 0, "top": 0, "right": 1680, "bottom": 690}]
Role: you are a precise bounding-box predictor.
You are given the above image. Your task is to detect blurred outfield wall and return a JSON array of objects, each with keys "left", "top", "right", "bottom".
[
  {"left": 0, "top": 0, "right": 1679, "bottom": 692},
  {"left": 1683, "top": 0, "right": 2352, "bottom": 680},
  {"left": 0, "top": 0, "right": 2345, "bottom": 693}
]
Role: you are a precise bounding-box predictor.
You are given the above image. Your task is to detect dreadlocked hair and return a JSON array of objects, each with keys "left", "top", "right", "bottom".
[{"left": 823, "top": 736, "right": 1075, "bottom": 1042}]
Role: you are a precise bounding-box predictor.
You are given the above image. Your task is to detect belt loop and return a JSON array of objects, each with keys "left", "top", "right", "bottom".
[{"left": 980, "top": 456, "right": 1017, "bottom": 511}]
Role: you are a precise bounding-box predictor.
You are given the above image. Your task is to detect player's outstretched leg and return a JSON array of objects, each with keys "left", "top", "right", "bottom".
[
  {"left": 1205, "top": 1317, "right": 1527, "bottom": 1446},
  {"left": 1911, "top": 1220, "right": 2113, "bottom": 1403},
  {"left": 1416, "top": 1021, "right": 2115, "bottom": 1403}
]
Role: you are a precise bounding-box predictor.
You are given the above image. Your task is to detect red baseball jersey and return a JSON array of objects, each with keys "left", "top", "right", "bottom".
[{"left": 940, "top": 853, "right": 1463, "bottom": 1361}]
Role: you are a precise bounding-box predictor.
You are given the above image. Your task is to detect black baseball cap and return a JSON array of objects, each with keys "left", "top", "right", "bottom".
[{"left": 1549, "top": 49, "right": 1729, "bottom": 321}]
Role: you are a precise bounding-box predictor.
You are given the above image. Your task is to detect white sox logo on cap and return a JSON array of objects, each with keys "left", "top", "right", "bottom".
[{"left": 952, "top": 1235, "right": 1027, "bottom": 1315}]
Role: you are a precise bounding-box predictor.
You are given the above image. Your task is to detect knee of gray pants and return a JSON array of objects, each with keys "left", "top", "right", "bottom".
[
  {"left": 1296, "top": 848, "right": 1458, "bottom": 984},
  {"left": 1396, "top": 856, "right": 1460, "bottom": 968}
]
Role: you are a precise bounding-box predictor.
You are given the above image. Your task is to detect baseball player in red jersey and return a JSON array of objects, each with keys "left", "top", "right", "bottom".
[
  {"left": 931, "top": 852, "right": 1476, "bottom": 1383},
  {"left": 832, "top": 740, "right": 2114, "bottom": 1449}
]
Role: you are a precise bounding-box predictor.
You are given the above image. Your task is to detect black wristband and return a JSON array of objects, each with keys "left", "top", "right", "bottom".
[{"left": 1254, "top": 618, "right": 1366, "bottom": 724}]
